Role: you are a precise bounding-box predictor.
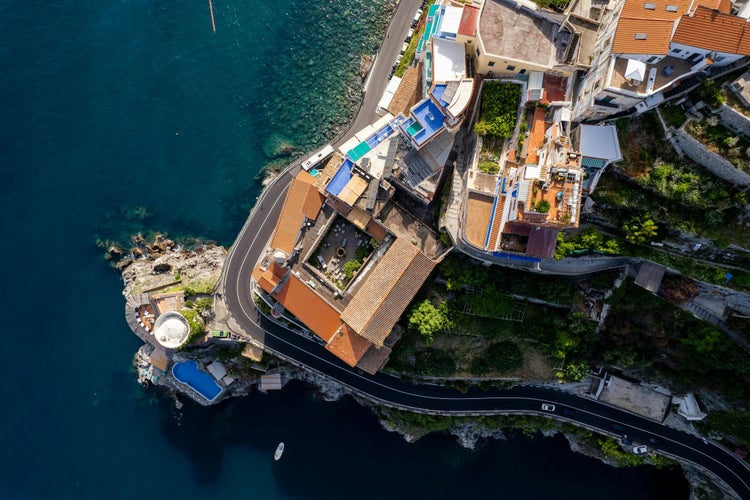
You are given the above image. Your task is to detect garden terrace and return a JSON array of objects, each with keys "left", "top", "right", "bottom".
[
  {"left": 303, "top": 214, "right": 377, "bottom": 294},
  {"left": 523, "top": 169, "right": 583, "bottom": 227},
  {"left": 474, "top": 81, "right": 522, "bottom": 139}
]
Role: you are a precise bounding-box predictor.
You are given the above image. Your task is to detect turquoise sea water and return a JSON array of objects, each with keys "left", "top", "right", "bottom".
[{"left": 0, "top": 0, "right": 688, "bottom": 497}]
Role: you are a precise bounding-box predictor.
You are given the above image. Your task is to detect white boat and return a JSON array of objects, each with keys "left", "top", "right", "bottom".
[{"left": 274, "top": 442, "right": 285, "bottom": 461}]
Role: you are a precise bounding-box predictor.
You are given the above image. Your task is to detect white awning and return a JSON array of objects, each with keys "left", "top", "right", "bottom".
[
  {"left": 625, "top": 59, "right": 646, "bottom": 82},
  {"left": 579, "top": 124, "right": 622, "bottom": 161}
]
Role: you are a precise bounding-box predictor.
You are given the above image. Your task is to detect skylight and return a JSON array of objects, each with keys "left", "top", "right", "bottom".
[
  {"left": 634, "top": 33, "right": 648, "bottom": 40},
  {"left": 644, "top": 2, "right": 657, "bottom": 9},
  {"left": 665, "top": 4, "right": 679, "bottom": 11}
]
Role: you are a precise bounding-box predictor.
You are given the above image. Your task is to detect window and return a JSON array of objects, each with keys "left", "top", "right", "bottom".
[
  {"left": 488, "top": 61, "right": 495, "bottom": 67},
  {"left": 665, "top": 4, "right": 679, "bottom": 11},
  {"left": 634, "top": 33, "right": 647, "bottom": 40},
  {"left": 599, "top": 96, "right": 615, "bottom": 103},
  {"left": 644, "top": 2, "right": 656, "bottom": 9},
  {"left": 646, "top": 56, "right": 659, "bottom": 63},
  {"left": 519, "top": 69, "right": 526, "bottom": 74},
  {"left": 715, "top": 56, "right": 725, "bottom": 63},
  {"left": 671, "top": 48, "right": 682, "bottom": 54},
  {"left": 476, "top": 48, "right": 480, "bottom": 57},
  {"left": 507, "top": 65, "right": 516, "bottom": 71}
]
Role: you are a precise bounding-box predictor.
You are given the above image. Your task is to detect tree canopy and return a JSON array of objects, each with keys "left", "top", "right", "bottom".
[
  {"left": 623, "top": 215, "right": 658, "bottom": 244},
  {"left": 474, "top": 82, "right": 521, "bottom": 138},
  {"left": 408, "top": 300, "right": 452, "bottom": 345}
]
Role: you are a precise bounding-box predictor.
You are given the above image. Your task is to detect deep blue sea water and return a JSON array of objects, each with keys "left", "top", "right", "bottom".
[{"left": 0, "top": 0, "right": 688, "bottom": 497}]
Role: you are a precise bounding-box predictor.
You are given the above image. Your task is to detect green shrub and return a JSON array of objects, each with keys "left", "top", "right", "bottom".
[
  {"left": 473, "top": 341, "right": 523, "bottom": 374},
  {"left": 535, "top": 200, "right": 550, "bottom": 213},
  {"left": 474, "top": 82, "right": 521, "bottom": 138},
  {"left": 478, "top": 160, "right": 500, "bottom": 174},
  {"left": 343, "top": 259, "right": 362, "bottom": 279},
  {"left": 416, "top": 349, "right": 456, "bottom": 376}
]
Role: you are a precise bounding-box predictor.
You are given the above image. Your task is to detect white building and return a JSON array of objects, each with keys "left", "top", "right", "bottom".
[{"left": 574, "top": 0, "right": 750, "bottom": 121}]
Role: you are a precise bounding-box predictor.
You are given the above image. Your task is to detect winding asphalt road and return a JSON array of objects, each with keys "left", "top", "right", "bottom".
[
  {"left": 217, "top": 3, "right": 750, "bottom": 497},
  {"left": 220, "top": 172, "right": 750, "bottom": 496}
]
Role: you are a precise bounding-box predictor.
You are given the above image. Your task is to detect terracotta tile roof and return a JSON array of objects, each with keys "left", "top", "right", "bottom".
[
  {"left": 525, "top": 108, "right": 548, "bottom": 165},
  {"left": 387, "top": 64, "right": 422, "bottom": 117},
  {"left": 355, "top": 343, "right": 393, "bottom": 375},
  {"left": 253, "top": 261, "right": 287, "bottom": 294},
  {"left": 341, "top": 238, "right": 435, "bottom": 346},
  {"left": 458, "top": 5, "right": 479, "bottom": 37},
  {"left": 673, "top": 6, "right": 750, "bottom": 55},
  {"left": 325, "top": 324, "right": 373, "bottom": 367},
  {"left": 696, "top": 0, "right": 732, "bottom": 13},
  {"left": 365, "top": 218, "right": 388, "bottom": 242},
  {"left": 273, "top": 275, "right": 342, "bottom": 342},
  {"left": 620, "top": 0, "right": 692, "bottom": 21},
  {"left": 613, "top": 18, "right": 675, "bottom": 54},
  {"left": 270, "top": 171, "right": 324, "bottom": 254},
  {"left": 613, "top": 0, "right": 700, "bottom": 55}
]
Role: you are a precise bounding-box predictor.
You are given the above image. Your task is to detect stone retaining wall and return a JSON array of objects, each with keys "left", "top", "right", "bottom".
[
  {"left": 672, "top": 128, "right": 750, "bottom": 186},
  {"left": 715, "top": 104, "right": 750, "bottom": 139}
]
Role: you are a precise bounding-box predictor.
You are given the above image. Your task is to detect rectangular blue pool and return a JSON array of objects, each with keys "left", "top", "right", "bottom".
[
  {"left": 172, "top": 360, "right": 222, "bottom": 402},
  {"left": 326, "top": 158, "right": 354, "bottom": 197}
]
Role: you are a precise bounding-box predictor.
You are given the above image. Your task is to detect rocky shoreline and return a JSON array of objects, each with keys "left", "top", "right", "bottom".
[{"left": 113, "top": 235, "right": 738, "bottom": 499}]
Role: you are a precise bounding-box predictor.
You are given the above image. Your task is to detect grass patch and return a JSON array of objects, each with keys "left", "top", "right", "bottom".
[{"left": 660, "top": 105, "right": 687, "bottom": 129}]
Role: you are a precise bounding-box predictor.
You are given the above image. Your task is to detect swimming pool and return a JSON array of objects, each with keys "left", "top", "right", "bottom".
[{"left": 172, "top": 360, "right": 222, "bottom": 402}]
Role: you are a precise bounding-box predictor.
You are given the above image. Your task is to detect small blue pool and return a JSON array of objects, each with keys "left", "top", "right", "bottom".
[
  {"left": 326, "top": 158, "right": 354, "bottom": 196},
  {"left": 172, "top": 360, "right": 222, "bottom": 402}
]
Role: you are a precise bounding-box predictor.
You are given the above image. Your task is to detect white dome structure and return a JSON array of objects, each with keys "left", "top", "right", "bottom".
[
  {"left": 153, "top": 311, "right": 190, "bottom": 349},
  {"left": 273, "top": 250, "right": 287, "bottom": 265}
]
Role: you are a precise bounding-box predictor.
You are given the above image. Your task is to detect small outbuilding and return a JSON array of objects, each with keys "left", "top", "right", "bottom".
[
  {"left": 153, "top": 311, "right": 190, "bottom": 349},
  {"left": 635, "top": 262, "right": 666, "bottom": 293}
]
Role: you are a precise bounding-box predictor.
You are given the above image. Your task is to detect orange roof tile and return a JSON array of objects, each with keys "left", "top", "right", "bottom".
[
  {"left": 270, "top": 171, "right": 324, "bottom": 254},
  {"left": 341, "top": 238, "right": 435, "bottom": 346},
  {"left": 620, "top": 0, "right": 693, "bottom": 21},
  {"left": 458, "top": 5, "right": 479, "bottom": 37},
  {"left": 273, "top": 275, "right": 342, "bottom": 342},
  {"left": 254, "top": 261, "right": 287, "bottom": 294},
  {"left": 673, "top": 6, "right": 750, "bottom": 55},
  {"left": 464, "top": 192, "right": 494, "bottom": 248},
  {"left": 325, "top": 325, "right": 373, "bottom": 367},
  {"left": 613, "top": 18, "right": 675, "bottom": 54},
  {"left": 525, "top": 108, "right": 548, "bottom": 165},
  {"left": 695, "top": 0, "right": 732, "bottom": 12}
]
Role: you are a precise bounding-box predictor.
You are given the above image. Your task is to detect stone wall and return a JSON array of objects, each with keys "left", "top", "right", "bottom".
[
  {"left": 715, "top": 104, "right": 750, "bottom": 139},
  {"left": 672, "top": 128, "right": 750, "bottom": 186}
]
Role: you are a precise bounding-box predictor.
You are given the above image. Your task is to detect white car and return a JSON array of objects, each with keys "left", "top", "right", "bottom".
[
  {"left": 541, "top": 404, "right": 555, "bottom": 412},
  {"left": 633, "top": 445, "right": 648, "bottom": 455}
]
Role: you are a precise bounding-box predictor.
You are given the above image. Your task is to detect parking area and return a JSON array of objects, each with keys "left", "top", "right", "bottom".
[{"left": 597, "top": 375, "right": 671, "bottom": 422}]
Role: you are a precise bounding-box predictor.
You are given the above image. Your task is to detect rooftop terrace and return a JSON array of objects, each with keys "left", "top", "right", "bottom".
[
  {"left": 609, "top": 56, "right": 693, "bottom": 95},
  {"left": 401, "top": 98, "right": 446, "bottom": 147},
  {"left": 479, "top": 0, "right": 561, "bottom": 68}
]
